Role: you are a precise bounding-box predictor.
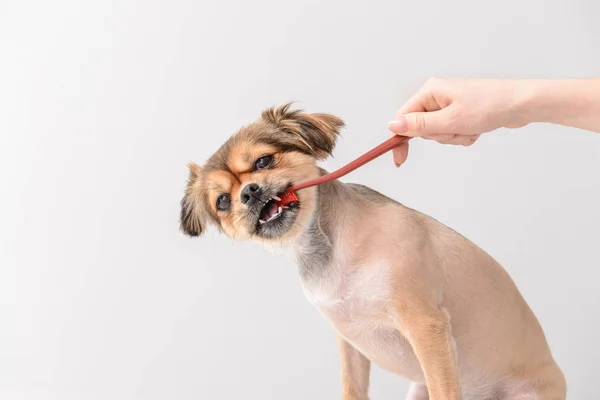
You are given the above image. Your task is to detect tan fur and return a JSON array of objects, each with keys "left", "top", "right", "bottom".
[
  {"left": 339, "top": 335, "right": 372, "bottom": 400},
  {"left": 180, "top": 104, "right": 566, "bottom": 400}
]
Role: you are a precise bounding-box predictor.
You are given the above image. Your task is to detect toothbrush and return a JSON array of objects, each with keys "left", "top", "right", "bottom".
[{"left": 276, "top": 135, "right": 409, "bottom": 206}]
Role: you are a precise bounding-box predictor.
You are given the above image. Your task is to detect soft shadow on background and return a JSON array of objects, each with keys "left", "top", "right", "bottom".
[{"left": 1, "top": 0, "right": 599, "bottom": 399}]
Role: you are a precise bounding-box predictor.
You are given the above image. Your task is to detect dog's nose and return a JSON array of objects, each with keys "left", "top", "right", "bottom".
[{"left": 240, "top": 183, "right": 262, "bottom": 205}]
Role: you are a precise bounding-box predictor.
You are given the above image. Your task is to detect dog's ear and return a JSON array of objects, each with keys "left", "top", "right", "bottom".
[
  {"left": 180, "top": 163, "right": 206, "bottom": 237},
  {"left": 262, "top": 103, "right": 345, "bottom": 160}
]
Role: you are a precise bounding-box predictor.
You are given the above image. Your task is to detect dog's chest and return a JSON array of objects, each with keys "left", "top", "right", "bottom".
[{"left": 300, "top": 259, "right": 423, "bottom": 380}]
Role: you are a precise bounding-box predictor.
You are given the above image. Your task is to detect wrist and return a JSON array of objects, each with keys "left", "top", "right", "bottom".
[
  {"left": 509, "top": 79, "right": 554, "bottom": 127},
  {"left": 512, "top": 78, "right": 600, "bottom": 128}
]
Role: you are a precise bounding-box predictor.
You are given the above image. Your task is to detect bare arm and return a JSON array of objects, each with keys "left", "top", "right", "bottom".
[
  {"left": 388, "top": 77, "right": 600, "bottom": 166},
  {"left": 516, "top": 78, "right": 600, "bottom": 133}
]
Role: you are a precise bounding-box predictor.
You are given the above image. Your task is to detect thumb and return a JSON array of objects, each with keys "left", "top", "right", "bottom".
[
  {"left": 392, "top": 141, "right": 409, "bottom": 167},
  {"left": 388, "top": 108, "right": 455, "bottom": 137}
]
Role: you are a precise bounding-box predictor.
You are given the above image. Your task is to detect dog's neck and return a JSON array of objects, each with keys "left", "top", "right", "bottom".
[{"left": 292, "top": 178, "right": 354, "bottom": 280}]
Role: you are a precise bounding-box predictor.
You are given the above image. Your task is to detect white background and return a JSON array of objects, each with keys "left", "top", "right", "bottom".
[{"left": 1, "top": 0, "right": 599, "bottom": 399}]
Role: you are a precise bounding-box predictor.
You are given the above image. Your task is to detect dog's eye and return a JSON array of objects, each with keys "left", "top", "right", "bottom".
[
  {"left": 253, "top": 155, "right": 274, "bottom": 171},
  {"left": 216, "top": 194, "right": 231, "bottom": 211}
]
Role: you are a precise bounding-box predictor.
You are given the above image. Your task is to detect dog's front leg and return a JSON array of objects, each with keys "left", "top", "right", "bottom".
[
  {"left": 338, "top": 335, "right": 371, "bottom": 400},
  {"left": 394, "top": 301, "right": 460, "bottom": 400}
]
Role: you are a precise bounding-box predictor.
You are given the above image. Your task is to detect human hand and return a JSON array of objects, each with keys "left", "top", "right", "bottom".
[{"left": 388, "top": 78, "right": 529, "bottom": 166}]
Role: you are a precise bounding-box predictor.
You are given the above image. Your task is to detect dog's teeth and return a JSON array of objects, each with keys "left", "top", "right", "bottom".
[
  {"left": 259, "top": 219, "right": 266, "bottom": 224},
  {"left": 272, "top": 195, "right": 281, "bottom": 201},
  {"left": 278, "top": 206, "right": 282, "bottom": 214},
  {"left": 282, "top": 206, "right": 289, "bottom": 209}
]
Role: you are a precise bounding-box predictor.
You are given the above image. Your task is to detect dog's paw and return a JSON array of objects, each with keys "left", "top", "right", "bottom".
[{"left": 405, "top": 383, "right": 429, "bottom": 400}]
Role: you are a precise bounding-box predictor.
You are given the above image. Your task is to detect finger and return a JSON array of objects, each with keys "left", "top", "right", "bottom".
[
  {"left": 446, "top": 134, "right": 480, "bottom": 146},
  {"left": 468, "top": 134, "right": 481, "bottom": 145},
  {"left": 389, "top": 106, "right": 456, "bottom": 136},
  {"left": 434, "top": 134, "right": 480, "bottom": 146},
  {"left": 457, "top": 134, "right": 479, "bottom": 146},
  {"left": 396, "top": 77, "right": 449, "bottom": 116},
  {"left": 397, "top": 89, "right": 442, "bottom": 117},
  {"left": 422, "top": 134, "right": 456, "bottom": 142},
  {"left": 392, "top": 141, "right": 409, "bottom": 167},
  {"left": 436, "top": 134, "right": 458, "bottom": 145}
]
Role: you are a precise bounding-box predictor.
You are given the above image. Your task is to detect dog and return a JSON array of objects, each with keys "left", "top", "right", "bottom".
[{"left": 179, "top": 104, "right": 566, "bottom": 400}]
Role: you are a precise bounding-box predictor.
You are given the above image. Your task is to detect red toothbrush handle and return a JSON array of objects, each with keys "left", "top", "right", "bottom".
[{"left": 289, "top": 135, "right": 409, "bottom": 192}]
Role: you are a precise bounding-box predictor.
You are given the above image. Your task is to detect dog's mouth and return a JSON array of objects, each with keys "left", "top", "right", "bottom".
[
  {"left": 258, "top": 196, "right": 284, "bottom": 225},
  {"left": 258, "top": 193, "right": 299, "bottom": 224},
  {"left": 255, "top": 191, "right": 300, "bottom": 236}
]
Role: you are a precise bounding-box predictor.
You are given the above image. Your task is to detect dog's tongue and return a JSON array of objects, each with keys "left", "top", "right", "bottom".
[{"left": 266, "top": 201, "right": 278, "bottom": 219}]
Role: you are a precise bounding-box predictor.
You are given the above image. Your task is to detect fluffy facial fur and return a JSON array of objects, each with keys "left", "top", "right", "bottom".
[
  {"left": 180, "top": 104, "right": 566, "bottom": 400},
  {"left": 180, "top": 103, "right": 343, "bottom": 242}
]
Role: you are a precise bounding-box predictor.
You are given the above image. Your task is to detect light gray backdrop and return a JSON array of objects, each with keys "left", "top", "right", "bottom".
[{"left": 1, "top": 0, "right": 599, "bottom": 399}]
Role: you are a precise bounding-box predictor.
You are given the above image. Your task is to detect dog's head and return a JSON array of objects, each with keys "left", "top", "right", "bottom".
[{"left": 180, "top": 103, "right": 344, "bottom": 243}]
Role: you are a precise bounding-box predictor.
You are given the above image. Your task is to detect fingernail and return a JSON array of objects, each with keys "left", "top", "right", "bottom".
[{"left": 388, "top": 117, "right": 408, "bottom": 133}]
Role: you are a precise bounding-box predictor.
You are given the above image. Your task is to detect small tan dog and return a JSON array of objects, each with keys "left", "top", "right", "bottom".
[{"left": 180, "top": 104, "right": 565, "bottom": 400}]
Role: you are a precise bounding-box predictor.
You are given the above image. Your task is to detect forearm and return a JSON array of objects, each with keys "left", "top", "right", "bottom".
[{"left": 515, "top": 78, "right": 600, "bottom": 133}]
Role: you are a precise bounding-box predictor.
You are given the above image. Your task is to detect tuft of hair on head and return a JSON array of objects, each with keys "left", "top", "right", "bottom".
[
  {"left": 261, "top": 102, "right": 345, "bottom": 160},
  {"left": 179, "top": 162, "right": 206, "bottom": 237}
]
